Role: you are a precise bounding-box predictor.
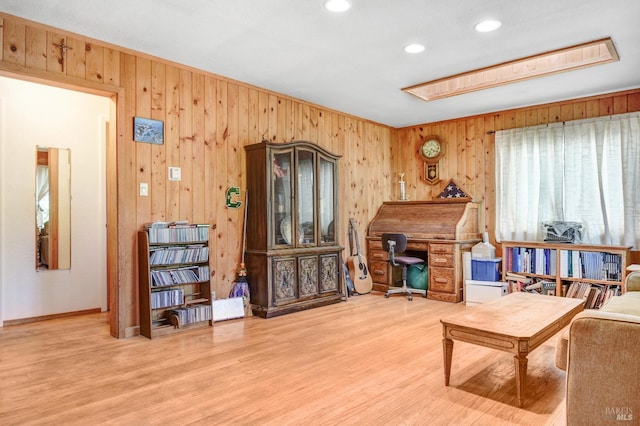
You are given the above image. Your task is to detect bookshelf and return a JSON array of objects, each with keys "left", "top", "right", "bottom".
[
  {"left": 138, "top": 223, "right": 213, "bottom": 338},
  {"left": 502, "top": 241, "right": 631, "bottom": 309}
]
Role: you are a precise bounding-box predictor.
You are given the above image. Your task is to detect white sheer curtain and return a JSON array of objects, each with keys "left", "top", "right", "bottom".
[{"left": 495, "top": 112, "right": 640, "bottom": 248}]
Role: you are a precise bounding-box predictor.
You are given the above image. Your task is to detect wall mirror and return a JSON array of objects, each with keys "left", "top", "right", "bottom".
[{"left": 36, "top": 147, "right": 71, "bottom": 270}]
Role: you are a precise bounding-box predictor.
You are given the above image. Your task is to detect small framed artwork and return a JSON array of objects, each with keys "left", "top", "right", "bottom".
[{"left": 133, "top": 117, "right": 164, "bottom": 144}]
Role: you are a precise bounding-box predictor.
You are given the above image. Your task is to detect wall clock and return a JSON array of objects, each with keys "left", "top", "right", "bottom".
[{"left": 419, "top": 136, "right": 445, "bottom": 184}]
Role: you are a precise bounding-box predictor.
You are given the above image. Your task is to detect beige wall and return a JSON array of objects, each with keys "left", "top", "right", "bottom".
[{"left": 0, "top": 76, "right": 109, "bottom": 323}]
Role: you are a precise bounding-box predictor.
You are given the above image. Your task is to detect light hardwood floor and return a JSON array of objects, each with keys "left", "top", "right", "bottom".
[{"left": 0, "top": 293, "right": 566, "bottom": 425}]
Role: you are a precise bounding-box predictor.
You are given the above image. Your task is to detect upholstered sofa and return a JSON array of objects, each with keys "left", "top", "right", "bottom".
[{"left": 555, "top": 271, "right": 640, "bottom": 425}]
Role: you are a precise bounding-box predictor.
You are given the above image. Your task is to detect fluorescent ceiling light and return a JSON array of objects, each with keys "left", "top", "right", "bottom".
[
  {"left": 324, "top": 0, "right": 351, "bottom": 12},
  {"left": 403, "top": 38, "right": 619, "bottom": 102},
  {"left": 474, "top": 19, "right": 502, "bottom": 32},
  {"left": 404, "top": 43, "right": 425, "bottom": 54}
]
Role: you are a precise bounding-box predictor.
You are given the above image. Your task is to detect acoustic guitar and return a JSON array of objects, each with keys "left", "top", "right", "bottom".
[{"left": 347, "top": 218, "right": 373, "bottom": 294}]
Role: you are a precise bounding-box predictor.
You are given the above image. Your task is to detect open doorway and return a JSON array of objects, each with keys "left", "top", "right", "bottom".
[{"left": 0, "top": 75, "right": 115, "bottom": 329}]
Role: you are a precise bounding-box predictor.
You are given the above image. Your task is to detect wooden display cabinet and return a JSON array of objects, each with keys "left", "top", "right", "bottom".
[{"left": 244, "top": 140, "right": 343, "bottom": 318}]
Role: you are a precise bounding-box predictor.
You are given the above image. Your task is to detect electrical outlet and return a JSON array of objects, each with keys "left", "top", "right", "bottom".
[{"left": 140, "top": 182, "right": 149, "bottom": 196}]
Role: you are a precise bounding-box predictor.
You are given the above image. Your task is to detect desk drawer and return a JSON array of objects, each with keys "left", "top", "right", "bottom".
[
  {"left": 368, "top": 240, "right": 383, "bottom": 250},
  {"left": 369, "top": 260, "right": 389, "bottom": 284},
  {"left": 369, "top": 249, "right": 388, "bottom": 262},
  {"left": 430, "top": 267, "right": 455, "bottom": 293},
  {"left": 429, "top": 253, "right": 453, "bottom": 268},
  {"left": 429, "top": 243, "right": 453, "bottom": 254}
]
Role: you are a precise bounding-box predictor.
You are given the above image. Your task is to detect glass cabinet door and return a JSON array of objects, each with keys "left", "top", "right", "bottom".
[
  {"left": 272, "top": 150, "right": 293, "bottom": 246},
  {"left": 297, "top": 149, "right": 316, "bottom": 245},
  {"left": 319, "top": 156, "right": 336, "bottom": 244}
]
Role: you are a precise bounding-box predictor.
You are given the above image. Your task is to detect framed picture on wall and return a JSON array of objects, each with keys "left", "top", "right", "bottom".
[{"left": 133, "top": 117, "right": 164, "bottom": 144}]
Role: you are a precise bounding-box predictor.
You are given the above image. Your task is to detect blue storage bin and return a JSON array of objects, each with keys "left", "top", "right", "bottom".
[{"left": 471, "top": 258, "right": 502, "bottom": 281}]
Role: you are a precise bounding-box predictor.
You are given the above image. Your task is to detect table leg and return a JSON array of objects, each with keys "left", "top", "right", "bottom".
[
  {"left": 514, "top": 354, "right": 528, "bottom": 407},
  {"left": 443, "top": 337, "right": 454, "bottom": 386}
]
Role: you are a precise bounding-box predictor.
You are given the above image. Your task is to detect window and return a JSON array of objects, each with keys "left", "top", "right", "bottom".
[{"left": 495, "top": 112, "right": 640, "bottom": 249}]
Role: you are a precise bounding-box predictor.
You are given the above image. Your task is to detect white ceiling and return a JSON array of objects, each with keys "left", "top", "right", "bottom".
[{"left": 2, "top": 0, "right": 640, "bottom": 128}]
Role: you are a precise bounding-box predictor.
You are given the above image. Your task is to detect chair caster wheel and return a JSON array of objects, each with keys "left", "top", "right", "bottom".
[
  {"left": 385, "top": 294, "right": 390, "bottom": 298},
  {"left": 408, "top": 296, "right": 413, "bottom": 301}
]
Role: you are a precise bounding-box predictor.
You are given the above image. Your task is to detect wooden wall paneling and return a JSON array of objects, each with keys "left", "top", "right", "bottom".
[
  {"left": 292, "top": 102, "right": 302, "bottom": 141},
  {"left": 25, "top": 25, "right": 46, "bottom": 70},
  {"left": 178, "top": 69, "right": 193, "bottom": 222},
  {"left": 573, "top": 101, "right": 586, "bottom": 120},
  {"left": 103, "top": 47, "right": 120, "bottom": 86},
  {"left": 395, "top": 89, "right": 640, "bottom": 260},
  {"left": 135, "top": 57, "right": 152, "bottom": 228},
  {"left": 584, "top": 99, "right": 600, "bottom": 118},
  {"left": 46, "top": 32, "right": 65, "bottom": 74},
  {"left": 247, "top": 87, "right": 260, "bottom": 143},
  {"left": 85, "top": 42, "right": 104, "bottom": 84},
  {"left": 257, "top": 91, "right": 268, "bottom": 142},
  {"left": 628, "top": 92, "right": 640, "bottom": 111},
  {"left": 559, "top": 103, "right": 574, "bottom": 122},
  {"left": 268, "top": 94, "right": 279, "bottom": 142},
  {"left": 613, "top": 94, "right": 628, "bottom": 114},
  {"left": 283, "top": 98, "right": 295, "bottom": 142},
  {"left": 65, "top": 36, "right": 86, "bottom": 79},
  {"left": 226, "top": 82, "right": 241, "bottom": 295},
  {"left": 598, "top": 97, "right": 614, "bottom": 116},
  {"left": 483, "top": 115, "right": 496, "bottom": 236},
  {"left": 236, "top": 85, "right": 249, "bottom": 184},
  {"left": 300, "top": 104, "right": 310, "bottom": 140},
  {"left": 203, "top": 76, "right": 217, "bottom": 275},
  {"left": 119, "top": 53, "right": 138, "bottom": 335},
  {"left": 3, "top": 19, "right": 25, "bottom": 66},
  {"left": 150, "top": 61, "right": 166, "bottom": 221},
  {"left": 215, "top": 80, "right": 229, "bottom": 287},
  {"left": 164, "top": 65, "right": 180, "bottom": 220}
]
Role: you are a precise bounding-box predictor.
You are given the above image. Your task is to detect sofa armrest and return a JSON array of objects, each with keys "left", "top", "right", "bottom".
[
  {"left": 626, "top": 271, "right": 640, "bottom": 292},
  {"left": 565, "top": 310, "right": 640, "bottom": 425}
]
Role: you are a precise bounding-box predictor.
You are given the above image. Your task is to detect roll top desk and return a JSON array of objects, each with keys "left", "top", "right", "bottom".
[{"left": 367, "top": 200, "right": 481, "bottom": 303}]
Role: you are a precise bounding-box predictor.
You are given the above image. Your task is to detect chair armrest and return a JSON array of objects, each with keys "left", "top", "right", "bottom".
[
  {"left": 565, "top": 310, "right": 640, "bottom": 425},
  {"left": 626, "top": 271, "right": 640, "bottom": 292}
]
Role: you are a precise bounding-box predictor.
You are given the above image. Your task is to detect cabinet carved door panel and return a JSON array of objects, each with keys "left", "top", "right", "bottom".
[
  {"left": 299, "top": 256, "right": 319, "bottom": 297},
  {"left": 274, "top": 258, "right": 296, "bottom": 303},
  {"left": 320, "top": 254, "right": 339, "bottom": 293}
]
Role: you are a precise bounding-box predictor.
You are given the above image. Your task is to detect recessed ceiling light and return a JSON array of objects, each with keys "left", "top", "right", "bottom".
[
  {"left": 323, "top": 0, "right": 351, "bottom": 12},
  {"left": 403, "top": 43, "right": 425, "bottom": 54},
  {"left": 474, "top": 19, "right": 502, "bottom": 32}
]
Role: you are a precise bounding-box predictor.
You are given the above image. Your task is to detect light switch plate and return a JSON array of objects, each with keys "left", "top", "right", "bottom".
[
  {"left": 139, "top": 182, "right": 149, "bottom": 196},
  {"left": 168, "top": 166, "right": 181, "bottom": 181}
]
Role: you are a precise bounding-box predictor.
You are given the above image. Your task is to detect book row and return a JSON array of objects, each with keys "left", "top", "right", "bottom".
[
  {"left": 504, "top": 247, "right": 623, "bottom": 282},
  {"left": 149, "top": 245, "right": 209, "bottom": 265},
  {"left": 145, "top": 223, "right": 210, "bottom": 244},
  {"left": 565, "top": 282, "right": 621, "bottom": 309},
  {"left": 151, "top": 266, "right": 210, "bottom": 287},
  {"left": 170, "top": 304, "right": 212, "bottom": 325},
  {"left": 151, "top": 288, "right": 184, "bottom": 309}
]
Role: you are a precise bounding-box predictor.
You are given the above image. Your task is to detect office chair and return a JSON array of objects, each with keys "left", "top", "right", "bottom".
[{"left": 382, "top": 233, "right": 427, "bottom": 301}]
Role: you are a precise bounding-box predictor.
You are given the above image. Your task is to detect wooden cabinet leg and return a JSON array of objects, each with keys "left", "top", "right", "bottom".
[
  {"left": 514, "top": 354, "right": 528, "bottom": 407},
  {"left": 443, "top": 337, "right": 454, "bottom": 386}
]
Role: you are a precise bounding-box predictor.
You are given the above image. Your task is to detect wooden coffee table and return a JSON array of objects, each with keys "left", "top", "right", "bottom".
[{"left": 441, "top": 292, "right": 584, "bottom": 407}]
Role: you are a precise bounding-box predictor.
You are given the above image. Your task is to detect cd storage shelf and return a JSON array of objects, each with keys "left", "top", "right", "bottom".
[
  {"left": 138, "top": 223, "right": 212, "bottom": 338},
  {"left": 501, "top": 240, "right": 631, "bottom": 297}
]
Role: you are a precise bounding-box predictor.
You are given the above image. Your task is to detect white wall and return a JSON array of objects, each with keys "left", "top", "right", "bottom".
[{"left": 0, "top": 77, "right": 110, "bottom": 324}]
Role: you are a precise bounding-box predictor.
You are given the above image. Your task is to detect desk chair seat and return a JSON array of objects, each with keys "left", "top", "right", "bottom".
[{"left": 382, "top": 233, "right": 427, "bottom": 301}]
